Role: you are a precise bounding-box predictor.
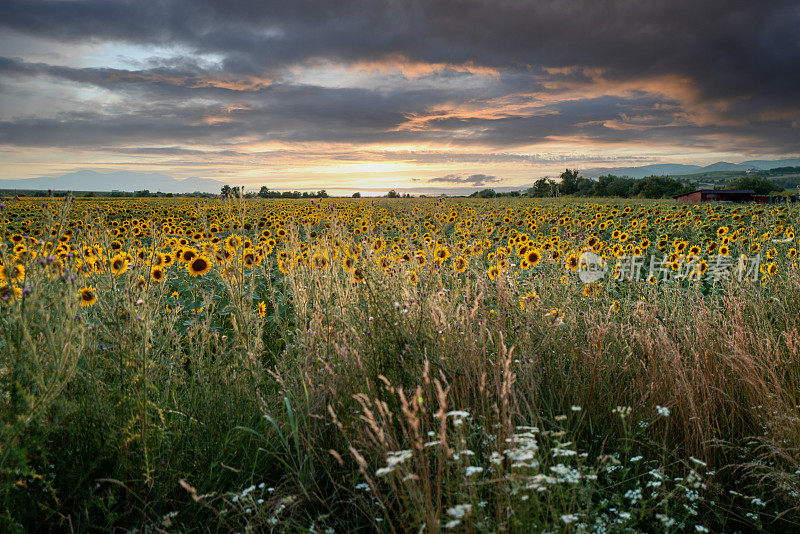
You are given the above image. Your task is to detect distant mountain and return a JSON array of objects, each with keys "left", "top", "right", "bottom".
[
  {"left": 584, "top": 163, "right": 702, "bottom": 179},
  {"left": 699, "top": 162, "right": 749, "bottom": 173},
  {"left": 740, "top": 158, "right": 800, "bottom": 169},
  {"left": 0, "top": 170, "right": 226, "bottom": 193},
  {"left": 585, "top": 158, "right": 800, "bottom": 179}
]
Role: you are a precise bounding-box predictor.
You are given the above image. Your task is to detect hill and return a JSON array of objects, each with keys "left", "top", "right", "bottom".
[
  {"left": 585, "top": 158, "right": 800, "bottom": 179},
  {"left": 0, "top": 170, "right": 226, "bottom": 194}
]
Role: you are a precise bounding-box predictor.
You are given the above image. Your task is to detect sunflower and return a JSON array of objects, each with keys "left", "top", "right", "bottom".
[
  {"left": 151, "top": 266, "right": 165, "bottom": 282},
  {"left": 433, "top": 245, "right": 451, "bottom": 264},
  {"left": 544, "top": 308, "right": 564, "bottom": 326},
  {"left": 187, "top": 256, "right": 212, "bottom": 276},
  {"left": 110, "top": 254, "right": 128, "bottom": 275},
  {"left": 257, "top": 301, "right": 267, "bottom": 319},
  {"left": 488, "top": 265, "right": 500, "bottom": 280},
  {"left": 453, "top": 256, "right": 467, "bottom": 273},
  {"left": 312, "top": 251, "right": 328, "bottom": 270},
  {"left": 7, "top": 263, "right": 24, "bottom": 283},
  {"left": 181, "top": 248, "right": 197, "bottom": 263},
  {"left": 582, "top": 283, "right": 602, "bottom": 297},
  {"left": 524, "top": 249, "right": 541, "bottom": 268},
  {"left": 519, "top": 290, "right": 540, "bottom": 310},
  {"left": 78, "top": 286, "right": 97, "bottom": 307},
  {"left": 767, "top": 262, "right": 778, "bottom": 276},
  {"left": 406, "top": 270, "right": 418, "bottom": 284},
  {"left": 351, "top": 267, "right": 365, "bottom": 284},
  {"left": 0, "top": 284, "right": 20, "bottom": 304}
]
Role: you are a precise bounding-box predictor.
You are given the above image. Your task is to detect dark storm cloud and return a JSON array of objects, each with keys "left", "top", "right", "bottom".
[
  {"left": 3, "top": 0, "right": 798, "bottom": 100},
  {"left": 0, "top": 0, "right": 798, "bottom": 153}
]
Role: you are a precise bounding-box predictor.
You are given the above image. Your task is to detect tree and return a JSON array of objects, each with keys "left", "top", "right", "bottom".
[
  {"left": 386, "top": 190, "right": 400, "bottom": 198},
  {"left": 593, "top": 174, "right": 615, "bottom": 196},
  {"left": 352, "top": 192, "right": 361, "bottom": 198},
  {"left": 221, "top": 185, "right": 231, "bottom": 197},
  {"left": 528, "top": 177, "right": 557, "bottom": 197},
  {"left": 559, "top": 169, "right": 580, "bottom": 195},
  {"left": 632, "top": 176, "right": 690, "bottom": 198},
  {"left": 726, "top": 175, "right": 779, "bottom": 195},
  {"left": 258, "top": 186, "right": 270, "bottom": 198},
  {"left": 470, "top": 188, "right": 497, "bottom": 198},
  {"left": 606, "top": 176, "right": 635, "bottom": 197},
  {"left": 576, "top": 178, "right": 595, "bottom": 196},
  {"left": 317, "top": 190, "right": 328, "bottom": 198}
]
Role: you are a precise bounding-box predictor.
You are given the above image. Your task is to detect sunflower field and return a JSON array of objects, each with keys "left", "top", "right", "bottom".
[{"left": 1, "top": 195, "right": 799, "bottom": 532}]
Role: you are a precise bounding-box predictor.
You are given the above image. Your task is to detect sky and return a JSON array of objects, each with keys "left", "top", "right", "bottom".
[{"left": 0, "top": 0, "right": 799, "bottom": 194}]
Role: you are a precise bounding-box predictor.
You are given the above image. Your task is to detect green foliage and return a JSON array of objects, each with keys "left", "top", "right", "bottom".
[{"left": 726, "top": 174, "right": 781, "bottom": 194}]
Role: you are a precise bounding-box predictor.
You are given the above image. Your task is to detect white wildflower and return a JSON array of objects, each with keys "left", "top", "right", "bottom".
[
  {"left": 386, "top": 449, "right": 413, "bottom": 467},
  {"left": 689, "top": 456, "right": 707, "bottom": 468},
  {"left": 447, "top": 504, "right": 472, "bottom": 519},
  {"left": 561, "top": 514, "right": 579, "bottom": 524},
  {"left": 465, "top": 466, "right": 484, "bottom": 477}
]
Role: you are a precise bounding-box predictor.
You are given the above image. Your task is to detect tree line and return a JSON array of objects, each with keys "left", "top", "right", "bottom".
[
  {"left": 221, "top": 185, "right": 330, "bottom": 199},
  {"left": 471, "top": 168, "right": 795, "bottom": 199}
]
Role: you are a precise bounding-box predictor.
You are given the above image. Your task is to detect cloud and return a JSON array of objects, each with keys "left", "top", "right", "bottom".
[
  {"left": 0, "top": 0, "right": 798, "bottom": 182},
  {"left": 428, "top": 174, "right": 502, "bottom": 187}
]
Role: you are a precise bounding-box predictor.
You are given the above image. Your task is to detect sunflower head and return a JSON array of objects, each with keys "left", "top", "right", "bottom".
[
  {"left": 110, "top": 254, "right": 128, "bottom": 275},
  {"left": 78, "top": 286, "right": 97, "bottom": 307},
  {"left": 525, "top": 249, "right": 541, "bottom": 267},
  {"left": 181, "top": 249, "right": 197, "bottom": 263},
  {"left": 187, "top": 256, "right": 211, "bottom": 276},
  {"left": 151, "top": 266, "right": 165, "bottom": 282}
]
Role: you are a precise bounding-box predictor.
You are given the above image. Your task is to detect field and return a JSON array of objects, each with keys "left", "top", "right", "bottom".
[{"left": 1, "top": 195, "right": 799, "bottom": 532}]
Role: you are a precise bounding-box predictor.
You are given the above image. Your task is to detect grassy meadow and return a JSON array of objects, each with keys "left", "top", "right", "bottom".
[{"left": 1, "top": 195, "right": 799, "bottom": 532}]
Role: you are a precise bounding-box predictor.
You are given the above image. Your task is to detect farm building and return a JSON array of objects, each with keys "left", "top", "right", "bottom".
[{"left": 672, "top": 189, "right": 755, "bottom": 203}]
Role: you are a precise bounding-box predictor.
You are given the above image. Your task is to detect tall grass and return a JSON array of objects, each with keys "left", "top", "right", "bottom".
[{"left": 0, "top": 195, "right": 798, "bottom": 531}]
